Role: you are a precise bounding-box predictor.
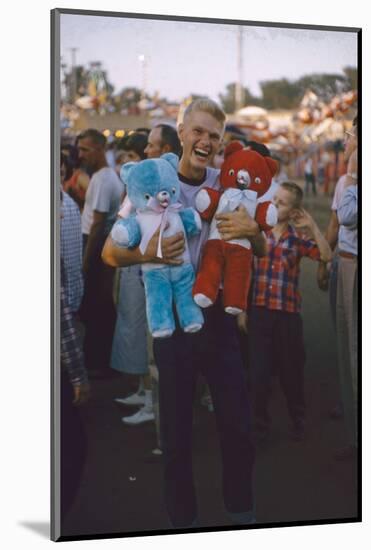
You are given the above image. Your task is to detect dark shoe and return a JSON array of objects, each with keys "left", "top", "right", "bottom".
[
  {"left": 253, "top": 426, "right": 270, "bottom": 448},
  {"left": 228, "top": 509, "right": 256, "bottom": 525},
  {"left": 291, "top": 419, "right": 305, "bottom": 442},
  {"left": 88, "top": 368, "right": 117, "bottom": 380},
  {"left": 329, "top": 404, "right": 344, "bottom": 420},
  {"left": 333, "top": 445, "right": 357, "bottom": 461}
]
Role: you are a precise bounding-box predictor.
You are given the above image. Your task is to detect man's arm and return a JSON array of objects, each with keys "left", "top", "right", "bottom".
[
  {"left": 102, "top": 228, "right": 186, "bottom": 268},
  {"left": 325, "top": 210, "right": 340, "bottom": 251},
  {"left": 317, "top": 209, "right": 339, "bottom": 291},
  {"left": 60, "top": 283, "right": 90, "bottom": 405},
  {"left": 215, "top": 206, "right": 268, "bottom": 257},
  {"left": 337, "top": 186, "right": 357, "bottom": 227},
  {"left": 337, "top": 148, "right": 358, "bottom": 227}
]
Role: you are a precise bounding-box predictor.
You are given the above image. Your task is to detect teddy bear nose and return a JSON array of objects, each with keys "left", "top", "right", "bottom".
[
  {"left": 157, "top": 191, "right": 170, "bottom": 203},
  {"left": 237, "top": 170, "right": 251, "bottom": 187}
]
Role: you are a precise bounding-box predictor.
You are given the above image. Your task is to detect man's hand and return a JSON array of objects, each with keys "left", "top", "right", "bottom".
[
  {"left": 237, "top": 311, "right": 249, "bottom": 335},
  {"left": 216, "top": 205, "right": 260, "bottom": 241},
  {"left": 317, "top": 261, "right": 329, "bottom": 292},
  {"left": 73, "top": 382, "right": 91, "bottom": 405},
  {"left": 144, "top": 226, "right": 185, "bottom": 265}
]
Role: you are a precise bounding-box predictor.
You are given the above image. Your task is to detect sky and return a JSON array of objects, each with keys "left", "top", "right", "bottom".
[{"left": 60, "top": 14, "right": 358, "bottom": 103}]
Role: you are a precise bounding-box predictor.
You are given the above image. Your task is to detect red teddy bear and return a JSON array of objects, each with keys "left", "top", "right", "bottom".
[{"left": 193, "top": 141, "right": 278, "bottom": 315}]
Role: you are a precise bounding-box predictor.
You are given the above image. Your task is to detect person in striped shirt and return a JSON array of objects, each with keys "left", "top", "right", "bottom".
[{"left": 248, "top": 182, "right": 332, "bottom": 442}]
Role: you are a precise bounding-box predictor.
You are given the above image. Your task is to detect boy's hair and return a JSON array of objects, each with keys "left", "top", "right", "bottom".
[
  {"left": 245, "top": 140, "right": 272, "bottom": 158},
  {"left": 117, "top": 132, "right": 148, "bottom": 160},
  {"left": 280, "top": 181, "right": 303, "bottom": 209},
  {"left": 183, "top": 98, "right": 226, "bottom": 127},
  {"left": 78, "top": 128, "right": 106, "bottom": 148}
]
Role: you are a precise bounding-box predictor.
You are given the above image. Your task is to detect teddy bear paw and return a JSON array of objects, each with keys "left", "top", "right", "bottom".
[
  {"left": 195, "top": 190, "right": 211, "bottom": 213},
  {"left": 194, "top": 293, "right": 213, "bottom": 308},
  {"left": 225, "top": 306, "right": 243, "bottom": 315},
  {"left": 184, "top": 323, "right": 203, "bottom": 333},
  {"left": 111, "top": 224, "right": 129, "bottom": 247},
  {"left": 152, "top": 328, "right": 174, "bottom": 338}
]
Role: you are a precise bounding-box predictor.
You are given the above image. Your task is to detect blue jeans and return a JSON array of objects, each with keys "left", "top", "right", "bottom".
[{"left": 153, "top": 296, "right": 255, "bottom": 528}]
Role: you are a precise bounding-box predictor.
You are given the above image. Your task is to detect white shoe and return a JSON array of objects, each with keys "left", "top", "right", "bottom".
[
  {"left": 114, "top": 392, "right": 146, "bottom": 407},
  {"left": 184, "top": 323, "right": 203, "bottom": 333},
  {"left": 122, "top": 407, "right": 155, "bottom": 425},
  {"left": 151, "top": 448, "right": 163, "bottom": 456}
]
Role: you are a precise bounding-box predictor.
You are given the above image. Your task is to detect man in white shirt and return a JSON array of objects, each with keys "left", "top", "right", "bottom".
[
  {"left": 78, "top": 129, "right": 123, "bottom": 378},
  {"left": 304, "top": 156, "right": 316, "bottom": 195}
]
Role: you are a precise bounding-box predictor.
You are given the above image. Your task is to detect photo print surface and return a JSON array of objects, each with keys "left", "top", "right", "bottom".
[{"left": 52, "top": 8, "right": 360, "bottom": 541}]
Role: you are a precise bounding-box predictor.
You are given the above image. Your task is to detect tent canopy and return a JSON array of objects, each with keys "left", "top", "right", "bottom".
[{"left": 236, "top": 105, "right": 268, "bottom": 118}]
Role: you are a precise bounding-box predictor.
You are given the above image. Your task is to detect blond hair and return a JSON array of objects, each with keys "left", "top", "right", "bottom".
[
  {"left": 280, "top": 181, "right": 303, "bottom": 209},
  {"left": 183, "top": 98, "right": 226, "bottom": 127}
]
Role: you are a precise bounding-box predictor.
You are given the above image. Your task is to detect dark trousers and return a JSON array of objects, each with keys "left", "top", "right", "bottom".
[
  {"left": 329, "top": 254, "right": 339, "bottom": 328},
  {"left": 248, "top": 306, "right": 306, "bottom": 430},
  {"left": 61, "top": 373, "right": 87, "bottom": 523},
  {"left": 80, "top": 234, "right": 116, "bottom": 373},
  {"left": 304, "top": 173, "right": 317, "bottom": 195},
  {"left": 153, "top": 297, "right": 255, "bottom": 528}
]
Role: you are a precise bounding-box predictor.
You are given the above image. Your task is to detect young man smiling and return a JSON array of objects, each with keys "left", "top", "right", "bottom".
[{"left": 102, "top": 99, "right": 266, "bottom": 528}]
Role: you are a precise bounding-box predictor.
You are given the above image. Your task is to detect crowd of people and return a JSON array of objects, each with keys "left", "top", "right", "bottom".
[{"left": 59, "top": 99, "right": 358, "bottom": 529}]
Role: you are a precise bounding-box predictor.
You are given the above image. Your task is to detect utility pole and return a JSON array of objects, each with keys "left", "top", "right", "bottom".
[
  {"left": 138, "top": 54, "right": 147, "bottom": 100},
  {"left": 60, "top": 56, "right": 67, "bottom": 100},
  {"left": 235, "top": 26, "right": 244, "bottom": 112},
  {"left": 69, "top": 47, "right": 79, "bottom": 102}
]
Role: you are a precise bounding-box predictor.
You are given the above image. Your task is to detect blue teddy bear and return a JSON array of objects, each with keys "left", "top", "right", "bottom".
[{"left": 111, "top": 152, "right": 204, "bottom": 338}]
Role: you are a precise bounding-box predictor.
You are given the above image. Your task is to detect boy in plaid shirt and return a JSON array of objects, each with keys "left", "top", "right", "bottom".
[{"left": 248, "top": 182, "right": 332, "bottom": 442}]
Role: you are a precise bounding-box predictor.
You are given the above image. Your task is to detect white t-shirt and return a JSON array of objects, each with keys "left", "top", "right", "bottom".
[
  {"left": 81, "top": 166, "right": 123, "bottom": 235},
  {"left": 178, "top": 167, "right": 221, "bottom": 272},
  {"left": 305, "top": 158, "right": 313, "bottom": 174}
]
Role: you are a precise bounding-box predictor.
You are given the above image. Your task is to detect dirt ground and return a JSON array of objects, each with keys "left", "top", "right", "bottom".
[{"left": 61, "top": 188, "right": 359, "bottom": 540}]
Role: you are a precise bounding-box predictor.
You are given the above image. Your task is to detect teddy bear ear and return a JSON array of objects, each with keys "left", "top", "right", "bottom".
[
  {"left": 224, "top": 140, "right": 244, "bottom": 159},
  {"left": 120, "top": 162, "right": 136, "bottom": 185},
  {"left": 265, "top": 157, "right": 279, "bottom": 177},
  {"left": 161, "top": 152, "right": 179, "bottom": 172}
]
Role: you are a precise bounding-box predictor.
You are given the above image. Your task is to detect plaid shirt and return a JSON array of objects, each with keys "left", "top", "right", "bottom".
[
  {"left": 252, "top": 225, "right": 321, "bottom": 313},
  {"left": 61, "top": 191, "right": 84, "bottom": 313},
  {"left": 61, "top": 264, "right": 88, "bottom": 386}
]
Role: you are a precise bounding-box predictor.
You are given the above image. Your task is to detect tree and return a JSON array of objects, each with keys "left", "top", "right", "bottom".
[
  {"left": 63, "top": 65, "right": 88, "bottom": 101},
  {"left": 295, "top": 73, "right": 349, "bottom": 102},
  {"left": 259, "top": 79, "right": 301, "bottom": 110},
  {"left": 343, "top": 66, "right": 358, "bottom": 90},
  {"left": 63, "top": 63, "right": 115, "bottom": 103},
  {"left": 219, "top": 83, "right": 261, "bottom": 114},
  {"left": 116, "top": 87, "right": 142, "bottom": 109}
]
